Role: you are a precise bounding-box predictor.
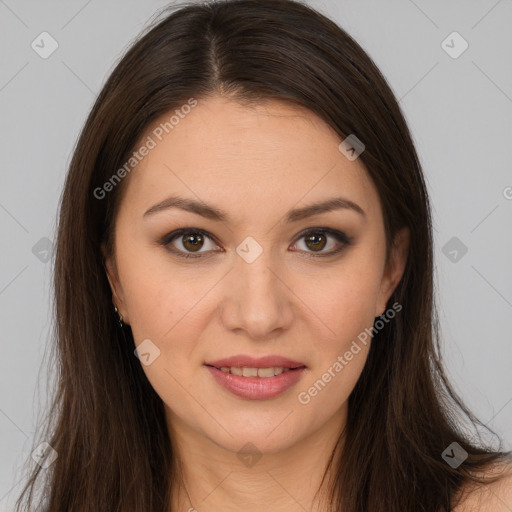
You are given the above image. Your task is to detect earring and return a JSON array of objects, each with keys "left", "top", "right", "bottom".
[{"left": 113, "top": 305, "right": 124, "bottom": 328}]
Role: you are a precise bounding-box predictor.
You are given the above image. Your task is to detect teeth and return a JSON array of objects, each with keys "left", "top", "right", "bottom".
[
  {"left": 257, "top": 367, "right": 277, "bottom": 378},
  {"left": 218, "top": 366, "right": 292, "bottom": 377},
  {"left": 242, "top": 367, "right": 258, "bottom": 377}
]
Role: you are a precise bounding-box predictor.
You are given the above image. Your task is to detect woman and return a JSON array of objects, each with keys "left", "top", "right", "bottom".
[{"left": 15, "top": 0, "right": 512, "bottom": 510}]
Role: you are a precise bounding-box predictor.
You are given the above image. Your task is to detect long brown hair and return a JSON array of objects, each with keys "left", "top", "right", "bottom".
[{"left": 15, "top": 0, "right": 510, "bottom": 510}]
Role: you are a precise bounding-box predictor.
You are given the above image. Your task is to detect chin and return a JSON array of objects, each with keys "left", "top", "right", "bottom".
[{"left": 200, "top": 415, "right": 307, "bottom": 456}]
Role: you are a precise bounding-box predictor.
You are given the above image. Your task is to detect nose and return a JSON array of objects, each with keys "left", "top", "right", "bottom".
[{"left": 219, "top": 246, "right": 294, "bottom": 340}]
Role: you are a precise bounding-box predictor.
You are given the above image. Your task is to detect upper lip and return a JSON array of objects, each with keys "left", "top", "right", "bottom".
[{"left": 205, "top": 355, "right": 306, "bottom": 369}]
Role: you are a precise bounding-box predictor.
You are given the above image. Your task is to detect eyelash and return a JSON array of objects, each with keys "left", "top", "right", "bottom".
[{"left": 158, "top": 227, "right": 353, "bottom": 259}]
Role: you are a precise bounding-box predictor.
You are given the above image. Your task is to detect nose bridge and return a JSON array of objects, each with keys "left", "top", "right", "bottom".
[
  {"left": 220, "top": 235, "right": 292, "bottom": 337},
  {"left": 235, "top": 235, "right": 281, "bottom": 301}
]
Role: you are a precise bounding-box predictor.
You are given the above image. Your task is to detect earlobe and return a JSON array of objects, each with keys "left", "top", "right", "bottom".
[{"left": 375, "top": 227, "right": 409, "bottom": 317}]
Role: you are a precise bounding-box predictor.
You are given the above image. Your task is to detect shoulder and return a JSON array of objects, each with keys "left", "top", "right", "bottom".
[{"left": 452, "top": 459, "right": 512, "bottom": 512}]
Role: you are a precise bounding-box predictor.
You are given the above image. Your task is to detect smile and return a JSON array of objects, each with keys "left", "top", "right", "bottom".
[{"left": 214, "top": 366, "right": 293, "bottom": 377}]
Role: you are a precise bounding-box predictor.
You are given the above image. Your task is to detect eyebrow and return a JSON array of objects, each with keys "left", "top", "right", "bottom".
[{"left": 143, "top": 195, "right": 366, "bottom": 223}]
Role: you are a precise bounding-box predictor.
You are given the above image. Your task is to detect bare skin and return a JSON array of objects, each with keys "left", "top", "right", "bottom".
[
  {"left": 452, "top": 462, "right": 512, "bottom": 512},
  {"left": 104, "top": 94, "right": 410, "bottom": 511}
]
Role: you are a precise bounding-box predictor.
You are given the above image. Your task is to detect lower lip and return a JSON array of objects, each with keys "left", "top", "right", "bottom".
[{"left": 205, "top": 365, "right": 306, "bottom": 400}]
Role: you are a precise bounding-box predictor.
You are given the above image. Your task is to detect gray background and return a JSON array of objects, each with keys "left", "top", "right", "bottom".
[{"left": 1, "top": 0, "right": 511, "bottom": 508}]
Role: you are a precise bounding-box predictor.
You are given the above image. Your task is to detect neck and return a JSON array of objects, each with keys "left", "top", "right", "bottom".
[{"left": 167, "top": 406, "right": 346, "bottom": 512}]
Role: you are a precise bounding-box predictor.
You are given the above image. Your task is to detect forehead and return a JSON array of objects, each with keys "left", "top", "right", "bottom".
[{"left": 119, "top": 95, "right": 380, "bottom": 225}]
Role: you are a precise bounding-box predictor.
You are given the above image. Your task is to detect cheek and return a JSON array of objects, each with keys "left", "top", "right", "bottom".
[
  {"left": 295, "top": 252, "right": 382, "bottom": 406},
  {"left": 306, "top": 258, "right": 383, "bottom": 344},
  {"left": 124, "top": 272, "right": 201, "bottom": 347},
  {"left": 296, "top": 273, "right": 377, "bottom": 411},
  {"left": 119, "top": 254, "right": 218, "bottom": 375},
  {"left": 120, "top": 266, "right": 210, "bottom": 410}
]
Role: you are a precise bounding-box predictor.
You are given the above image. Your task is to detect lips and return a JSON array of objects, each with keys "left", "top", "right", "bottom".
[{"left": 204, "top": 354, "right": 307, "bottom": 400}]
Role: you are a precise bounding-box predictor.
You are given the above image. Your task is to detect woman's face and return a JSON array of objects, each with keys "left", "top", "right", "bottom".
[{"left": 104, "top": 95, "right": 408, "bottom": 455}]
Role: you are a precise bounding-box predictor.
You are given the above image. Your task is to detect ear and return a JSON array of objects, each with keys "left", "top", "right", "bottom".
[
  {"left": 101, "top": 243, "right": 129, "bottom": 324},
  {"left": 375, "top": 226, "right": 409, "bottom": 317}
]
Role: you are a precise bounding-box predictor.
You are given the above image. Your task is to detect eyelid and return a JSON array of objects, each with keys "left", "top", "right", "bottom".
[{"left": 159, "top": 226, "right": 352, "bottom": 259}]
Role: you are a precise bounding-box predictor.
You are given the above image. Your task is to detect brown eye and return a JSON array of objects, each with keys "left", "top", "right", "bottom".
[
  {"left": 304, "top": 233, "right": 327, "bottom": 252},
  {"left": 292, "top": 228, "right": 352, "bottom": 257},
  {"left": 182, "top": 232, "right": 204, "bottom": 252},
  {"left": 160, "top": 227, "right": 351, "bottom": 260},
  {"left": 160, "top": 228, "right": 221, "bottom": 259}
]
